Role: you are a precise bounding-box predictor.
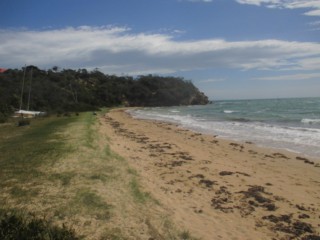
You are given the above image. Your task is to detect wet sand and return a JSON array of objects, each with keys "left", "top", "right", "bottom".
[{"left": 101, "top": 108, "right": 320, "bottom": 240}]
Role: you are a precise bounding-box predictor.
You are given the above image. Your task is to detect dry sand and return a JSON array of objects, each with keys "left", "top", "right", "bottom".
[{"left": 101, "top": 108, "right": 320, "bottom": 240}]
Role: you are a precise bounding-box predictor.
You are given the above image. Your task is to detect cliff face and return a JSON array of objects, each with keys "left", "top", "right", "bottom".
[{"left": 189, "top": 91, "right": 209, "bottom": 105}]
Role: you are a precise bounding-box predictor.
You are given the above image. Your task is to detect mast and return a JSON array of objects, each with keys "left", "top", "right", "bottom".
[
  {"left": 19, "top": 65, "right": 27, "bottom": 110},
  {"left": 27, "top": 67, "right": 33, "bottom": 111}
]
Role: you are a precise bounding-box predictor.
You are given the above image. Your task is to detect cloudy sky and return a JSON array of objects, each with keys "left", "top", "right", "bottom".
[{"left": 1, "top": 0, "right": 320, "bottom": 100}]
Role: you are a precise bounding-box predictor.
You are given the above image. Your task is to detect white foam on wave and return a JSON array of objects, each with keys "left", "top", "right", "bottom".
[
  {"left": 129, "top": 109, "right": 320, "bottom": 158},
  {"left": 223, "top": 110, "right": 235, "bottom": 114},
  {"left": 130, "top": 109, "right": 189, "bottom": 124},
  {"left": 301, "top": 118, "right": 320, "bottom": 124},
  {"left": 198, "top": 121, "right": 320, "bottom": 158}
]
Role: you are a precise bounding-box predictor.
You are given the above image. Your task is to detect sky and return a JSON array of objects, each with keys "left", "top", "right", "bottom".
[{"left": 0, "top": 0, "right": 320, "bottom": 100}]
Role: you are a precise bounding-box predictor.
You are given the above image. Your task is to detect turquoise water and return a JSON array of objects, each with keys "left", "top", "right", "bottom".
[{"left": 129, "top": 98, "right": 320, "bottom": 158}]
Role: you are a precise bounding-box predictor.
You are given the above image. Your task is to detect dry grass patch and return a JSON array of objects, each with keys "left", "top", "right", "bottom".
[{"left": 0, "top": 111, "right": 199, "bottom": 239}]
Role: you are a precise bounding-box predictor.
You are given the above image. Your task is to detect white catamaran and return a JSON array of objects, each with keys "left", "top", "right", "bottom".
[{"left": 13, "top": 66, "right": 46, "bottom": 118}]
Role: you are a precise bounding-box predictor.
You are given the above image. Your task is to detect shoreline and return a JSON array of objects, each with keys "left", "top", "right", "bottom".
[
  {"left": 128, "top": 106, "right": 320, "bottom": 160},
  {"left": 101, "top": 108, "right": 320, "bottom": 240}
]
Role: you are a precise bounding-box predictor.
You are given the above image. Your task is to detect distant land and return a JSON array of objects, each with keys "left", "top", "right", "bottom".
[{"left": 0, "top": 66, "right": 208, "bottom": 122}]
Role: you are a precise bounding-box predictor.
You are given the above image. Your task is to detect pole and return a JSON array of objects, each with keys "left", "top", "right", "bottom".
[
  {"left": 27, "top": 67, "right": 33, "bottom": 111},
  {"left": 19, "top": 65, "right": 26, "bottom": 110}
]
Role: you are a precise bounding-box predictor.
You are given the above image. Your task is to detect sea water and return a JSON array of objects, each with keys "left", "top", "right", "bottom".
[{"left": 129, "top": 98, "right": 320, "bottom": 158}]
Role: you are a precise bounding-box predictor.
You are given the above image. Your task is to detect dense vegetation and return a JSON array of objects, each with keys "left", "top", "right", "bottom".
[{"left": 0, "top": 66, "right": 208, "bottom": 122}]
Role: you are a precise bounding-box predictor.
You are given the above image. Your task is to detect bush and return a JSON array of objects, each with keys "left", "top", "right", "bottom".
[
  {"left": 0, "top": 116, "right": 7, "bottom": 124},
  {"left": 18, "top": 119, "right": 30, "bottom": 127},
  {"left": 0, "top": 112, "right": 9, "bottom": 123},
  {"left": 0, "top": 209, "right": 78, "bottom": 240}
]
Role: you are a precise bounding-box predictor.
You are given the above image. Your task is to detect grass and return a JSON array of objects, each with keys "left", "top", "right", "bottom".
[
  {"left": 179, "top": 230, "right": 198, "bottom": 240},
  {"left": 84, "top": 113, "right": 98, "bottom": 149},
  {"left": 10, "top": 186, "right": 40, "bottom": 199},
  {"left": 129, "top": 178, "right": 151, "bottom": 204},
  {"left": 65, "top": 189, "right": 112, "bottom": 221},
  {"left": 75, "top": 189, "right": 111, "bottom": 211},
  {"left": 100, "top": 228, "right": 126, "bottom": 240},
  {"left": 0, "top": 111, "right": 198, "bottom": 239},
  {"left": 0, "top": 116, "right": 79, "bottom": 239},
  {"left": 0, "top": 208, "right": 78, "bottom": 240},
  {"left": 0, "top": 116, "right": 76, "bottom": 184},
  {"left": 160, "top": 218, "right": 200, "bottom": 240},
  {"left": 127, "top": 167, "right": 138, "bottom": 176},
  {"left": 49, "top": 172, "right": 76, "bottom": 186},
  {"left": 89, "top": 173, "right": 109, "bottom": 182},
  {"left": 104, "top": 144, "right": 125, "bottom": 162}
]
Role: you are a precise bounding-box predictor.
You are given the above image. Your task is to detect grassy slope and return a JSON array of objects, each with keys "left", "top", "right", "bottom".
[{"left": 0, "top": 113, "right": 195, "bottom": 240}]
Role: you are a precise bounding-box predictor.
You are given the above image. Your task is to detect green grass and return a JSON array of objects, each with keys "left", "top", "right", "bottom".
[
  {"left": 0, "top": 116, "right": 81, "bottom": 238},
  {"left": 129, "top": 178, "right": 151, "bottom": 204},
  {"left": 10, "top": 186, "right": 40, "bottom": 199},
  {"left": 98, "top": 108, "right": 110, "bottom": 116},
  {"left": 127, "top": 168, "right": 156, "bottom": 203},
  {"left": 49, "top": 172, "right": 76, "bottom": 186},
  {"left": 84, "top": 113, "right": 98, "bottom": 149},
  {"left": 103, "top": 145, "right": 125, "bottom": 162},
  {"left": 0, "top": 116, "right": 76, "bottom": 185},
  {"left": 72, "top": 189, "right": 112, "bottom": 220},
  {"left": 127, "top": 168, "right": 138, "bottom": 176},
  {"left": 89, "top": 173, "right": 109, "bottom": 182}
]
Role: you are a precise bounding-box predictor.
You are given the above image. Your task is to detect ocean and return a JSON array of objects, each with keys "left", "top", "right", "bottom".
[{"left": 129, "top": 98, "right": 320, "bottom": 158}]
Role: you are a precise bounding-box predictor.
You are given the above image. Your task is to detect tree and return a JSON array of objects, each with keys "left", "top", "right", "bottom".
[{"left": 0, "top": 66, "right": 209, "bottom": 122}]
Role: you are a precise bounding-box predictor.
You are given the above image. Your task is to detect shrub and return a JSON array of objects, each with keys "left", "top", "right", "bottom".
[
  {"left": 0, "top": 209, "right": 78, "bottom": 240},
  {"left": 17, "top": 119, "right": 30, "bottom": 127}
]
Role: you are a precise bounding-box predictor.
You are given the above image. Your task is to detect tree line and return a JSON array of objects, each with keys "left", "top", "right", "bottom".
[{"left": 0, "top": 66, "right": 209, "bottom": 122}]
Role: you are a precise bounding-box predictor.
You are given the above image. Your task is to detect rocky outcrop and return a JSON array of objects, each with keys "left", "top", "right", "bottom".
[{"left": 189, "top": 91, "right": 209, "bottom": 105}]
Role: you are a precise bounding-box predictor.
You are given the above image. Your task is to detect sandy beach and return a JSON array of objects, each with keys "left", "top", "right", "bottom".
[{"left": 101, "top": 108, "right": 320, "bottom": 240}]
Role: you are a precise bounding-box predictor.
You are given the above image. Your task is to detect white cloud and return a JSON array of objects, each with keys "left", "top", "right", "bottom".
[
  {"left": 0, "top": 26, "right": 320, "bottom": 75},
  {"left": 305, "top": 9, "right": 320, "bottom": 16},
  {"left": 255, "top": 72, "right": 320, "bottom": 81},
  {"left": 236, "top": 0, "right": 272, "bottom": 6},
  {"left": 235, "top": 0, "right": 320, "bottom": 16},
  {"left": 290, "top": 57, "right": 320, "bottom": 70}
]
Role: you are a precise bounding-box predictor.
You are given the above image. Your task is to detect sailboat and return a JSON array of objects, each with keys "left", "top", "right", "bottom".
[{"left": 13, "top": 66, "right": 46, "bottom": 118}]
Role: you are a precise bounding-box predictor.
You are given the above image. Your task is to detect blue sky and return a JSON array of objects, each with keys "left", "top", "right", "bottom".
[{"left": 0, "top": 0, "right": 320, "bottom": 100}]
